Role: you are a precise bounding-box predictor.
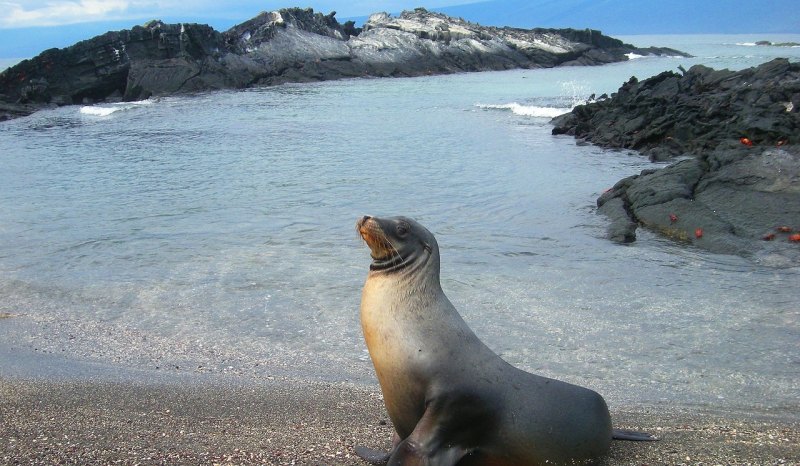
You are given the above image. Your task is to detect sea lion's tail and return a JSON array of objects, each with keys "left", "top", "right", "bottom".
[{"left": 612, "top": 428, "right": 659, "bottom": 441}]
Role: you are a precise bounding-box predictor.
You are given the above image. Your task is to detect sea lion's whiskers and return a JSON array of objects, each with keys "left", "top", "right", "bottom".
[
  {"left": 369, "top": 222, "right": 407, "bottom": 267},
  {"left": 381, "top": 234, "right": 408, "bottom": 268},
  {"left": 358, "top": 218, "right": 404, "bottom": 265}
]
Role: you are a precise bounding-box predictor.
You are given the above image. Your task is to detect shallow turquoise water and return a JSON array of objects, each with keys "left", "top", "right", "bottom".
[{"left": 0, "top": 35, "right": 798, "bottom": 417}]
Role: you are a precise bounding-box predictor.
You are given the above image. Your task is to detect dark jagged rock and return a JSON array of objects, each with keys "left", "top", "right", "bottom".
[
  {"left": 552, "top": 58, "right": 799, "bottom": 156},
  {"left": 0, "top": 7, "right": 687, "bottom": 121},
  {"left": 554, "top": 59, "right": 800, "bottom": 263},
  {"left": 0, "top": 20, "right": 231, "bottom": 114},
  {"left": 755, "top": 40, "right": 800, "bottom": 47}
]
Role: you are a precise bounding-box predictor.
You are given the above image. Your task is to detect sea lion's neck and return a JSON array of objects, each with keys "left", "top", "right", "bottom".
[
  {"left": 361, "top": 257, "right": 445, "bottom": 343},
  {"left": 360, "top": 260, "right": 446, "bottom": 435},
  {"left": 364, "top": 261, "right": 442, "bottom": 309},
  {"left": 369, "top": 246, "right": 435, "bottom": 276}
]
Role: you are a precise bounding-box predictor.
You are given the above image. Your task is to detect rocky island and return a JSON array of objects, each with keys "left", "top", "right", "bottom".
[
  {"left": 552, "top": 58, "right": 800, "bottom": 264},
  {"left": 755, "top": 40, "right": 800, "bottom": 47},
  {"left": 0, "top": 7, "right": 686, "bottom": 121}
]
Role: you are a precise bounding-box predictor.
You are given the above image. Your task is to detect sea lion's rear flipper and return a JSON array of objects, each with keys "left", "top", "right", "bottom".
[
  {"left": 354, "top": 445, "right": 391, "bottom": 464},
  {"left": 612, "top": 428, "right": 659, "bottom": 441}
]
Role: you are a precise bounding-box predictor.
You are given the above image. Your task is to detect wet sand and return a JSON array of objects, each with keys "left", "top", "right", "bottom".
[{"left": 1, "top": 376, "right": 798, "bottom": 465}]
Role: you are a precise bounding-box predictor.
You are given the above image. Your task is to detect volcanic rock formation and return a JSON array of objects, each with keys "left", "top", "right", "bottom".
[
  {"left": 0, "top": 7, "right": 686, "bottom": 120},
  {"left": 552, "top": 58, "right": 800, "bottom": 264}
]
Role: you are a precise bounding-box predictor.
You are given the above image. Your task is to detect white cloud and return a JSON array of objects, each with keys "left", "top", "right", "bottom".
[{"left": 0, "top": 0, "right": 130, "bottom": 27}]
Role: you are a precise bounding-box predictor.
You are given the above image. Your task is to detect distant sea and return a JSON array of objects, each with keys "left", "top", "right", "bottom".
[{"left": 1, "top": 35, "right": 798, "bottom": 420}]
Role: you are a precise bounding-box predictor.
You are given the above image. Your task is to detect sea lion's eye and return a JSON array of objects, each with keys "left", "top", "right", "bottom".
[{"left": 396, "top": 222, "right": 410, "bottom": 237}]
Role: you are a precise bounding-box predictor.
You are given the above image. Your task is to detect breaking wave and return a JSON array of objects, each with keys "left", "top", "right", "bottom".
[
  {"left": 476, "top": 102, "right": 573, "bottom": 118},
  {"left": 80, "top": 100, "right": 154, "bottom": 117},
  {"left": 80, "top": 106, "right": 119, "bottom": 116},
  {"left": 477, "top": 79, "right": 590, "bottom": 119}
]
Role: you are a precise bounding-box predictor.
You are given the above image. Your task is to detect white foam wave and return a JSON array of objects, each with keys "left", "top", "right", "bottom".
[
  {"left": 736, "top": 42, "right": 758, "bottom": 47},
  {"left": 80, "top": 106, "right": 119, "bottom": 116},
  {"left": 625, "top": 52, "right": 646, "bottom": 60},
  {"left": 80, "top": 99, "right": 154, "bottom": 117},
  {"left": 477, "top": 102, "right": 572, "bottom": 118}
]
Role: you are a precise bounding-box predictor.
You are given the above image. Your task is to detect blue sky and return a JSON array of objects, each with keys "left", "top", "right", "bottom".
[
  {"left": 0, "top": 1, "right": 481, "bottom": 58},
  {"left": 1, "top": 1, "right": 798, "bottom": 60},
  {"left": 0, "top": 1, "right": 474, "bottom": 28}
]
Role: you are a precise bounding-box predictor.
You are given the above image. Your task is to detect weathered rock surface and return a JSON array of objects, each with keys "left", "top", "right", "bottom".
[
  {"left": 553, "top": 59, "right": 800, "bottom": 263},
  {"left": 0, "top": 7, "right": 687, "bottom": 121},
  {"left": 755, "top": 40, "right": 800, "bottom": 47}
]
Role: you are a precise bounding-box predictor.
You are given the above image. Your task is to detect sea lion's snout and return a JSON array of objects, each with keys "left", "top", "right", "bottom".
[
  {"left": 357, "top": 216, "right": 395, "bottom": 260},
  {"left": 356, "top": 215, "right": 374, "bottom": 240},
  {"left": 357, "top": 215, "right": 372, "bottom": 230}
]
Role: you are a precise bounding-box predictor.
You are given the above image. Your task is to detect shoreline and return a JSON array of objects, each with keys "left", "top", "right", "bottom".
[
  {"left": 3, "top": 305, "right": 799, "bottom": 465},
  {"left": 1, "top": 376, "right": 798, "bottom": 465},
  {"left": 3, "top": 318, "right": 798, "bottom": 423}
]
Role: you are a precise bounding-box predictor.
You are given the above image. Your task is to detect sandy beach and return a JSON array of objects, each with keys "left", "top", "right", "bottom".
[{"left": 1, "top": 374, "right": 798, "bottom": 465}]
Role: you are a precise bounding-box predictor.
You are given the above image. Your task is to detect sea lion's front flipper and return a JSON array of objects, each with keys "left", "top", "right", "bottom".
[
  {"left": 356, "top": 432, "right": 403, "bottom": 465},
  {"left": 387, "top": 438, "right": 467, "bottom": 466},
  {"left": 386, "top": 396, "right": 474, "bottom": 466},
  {"left": 388, "top": 437, "right": 469, "bottom": 466},
  {"left": 354, "top": 445, "right": 391, "bottom": 464}
]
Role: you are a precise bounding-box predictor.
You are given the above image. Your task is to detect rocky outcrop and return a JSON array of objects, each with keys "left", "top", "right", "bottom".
[
  {"left": 0, "top": 7, "right": 686, "bottom": 121},
  {"left": 552, "top": 59, "right": 800, "bottom": 263},
  {"left": 755, "top": 40, "right": 800, "bottom": 47},
  {"left": 0, "top": 20, "right": 233, "bottom": 110}
]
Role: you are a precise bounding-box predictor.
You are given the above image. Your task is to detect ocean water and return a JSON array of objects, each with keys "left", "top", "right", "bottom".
[{"left": 1, "top": 35, "right": 798, "bottom": 418}]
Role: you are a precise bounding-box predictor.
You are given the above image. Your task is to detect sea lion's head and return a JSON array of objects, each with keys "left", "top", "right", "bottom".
[{"left": 357, "top": 215, "right": 438, "bottom": 273}]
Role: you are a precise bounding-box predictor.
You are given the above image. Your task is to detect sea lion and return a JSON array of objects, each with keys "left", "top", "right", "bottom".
[{"left": 355, "top": 215, "right": 655, "bottom": 466}]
